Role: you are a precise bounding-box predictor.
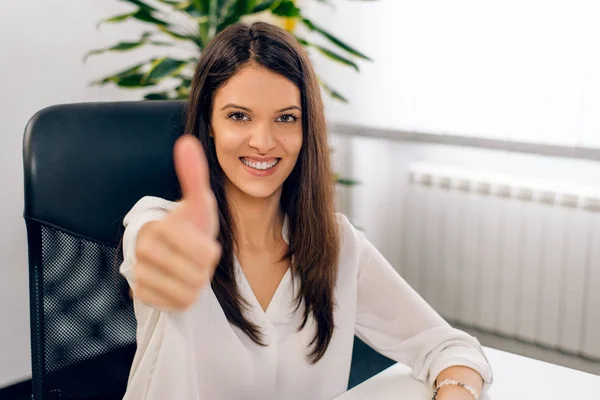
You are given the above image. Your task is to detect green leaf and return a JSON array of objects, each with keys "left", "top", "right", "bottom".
[
  {"left": 83, "top": 32, "right": 173, "bottom": 62},
  {"left": 157, "top": 25, "right": 197, "bottom": 42},
  {"left": 97, "top": 11, "right": 136, "bottom": 27},
  {"left": 333, "top": 173, "right": 360, "bottom": 186},
  {"left": 97, "top": 9, "right": 170, "bottom": 28},
  {"left": 157, "top": 1, "right": 205, "bottom": 18},
  {"left": 91, "top": 62, "right": 146, "bottom": 86},
  {"left": 145, "top": 57, "right": 188, "bottom": 81},
  {"left": 179, "top": 2, "right": 204, "bottom": 17},
  {"left": 296, "top": 37, "right": 309, "bottom": 46},
  {"left": 132, "top": 9, "right": 170, "bottom": 26},
  {"left": 174, "top": 91, "right": 190, "bottom": 100},
  {"left": 272, "top": 0, "right": 300, "bottom": 17},
  {"left": 114, "top": 73, "right": 158, "bottom": 87},
  {"left": 156, "top": 0, "right": 182, "bottom": 6},
  {"left": 218, "top": 0, "right": 238, "bottom": 17},
  {"left": 144, "top": 91, "right": 172, "bottom": 100},
  {"left": 96, "top": 72, "right": 158, "bottom": 88},
  {"left": 118, "top": 0, "right": 158, "bottom": 12},
  {"left": 176, "top": 75, "right": 193, "bottom": 87},
  {"left": 317, "top": 78, "right": 348, "bottom": 103},
  {"left": 302, "top": 18, "right": 372, "bottom": 61},
  {"left": 175, "top": 83, "right": 191, "bottom": 98},
  {"left": 336, "top": 178, "right": 361, "bottom": 186},
  {"left": 191, "top": 0, "right": 210, "bottom": 14},
  {"left": 217, "top": 0, "right": 256, "bottom": 25},
  {"left": 216, "top": 0, "right": 247, "bottom": 32},
  {"left": 84, "top": 41, "right": 143, "bottom": 61},
  {"left": 114, "top": 62, "right": 149, "bottom": 77},
  {"left": 313, "top": 45, "right": 359, "bottom": 71},
  {"left": 297, "top": 36, "right": 359, "bottom": 72},
  {"left": 91, "top": 60, "right": 159, "bottom": 87},
  {"left": 252, "top": 0, "right": 277, "bottom": 13},
  {"left": 243, "top": 0, "right": 258, "bottom": 12}
]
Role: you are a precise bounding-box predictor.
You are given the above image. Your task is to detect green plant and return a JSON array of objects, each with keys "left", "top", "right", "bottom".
[
  {"left": 86, "top": 0, "right": 373, "bottom": 104},
  {"left": 86, "top": 0, "right": 366, "bottom": 187}
]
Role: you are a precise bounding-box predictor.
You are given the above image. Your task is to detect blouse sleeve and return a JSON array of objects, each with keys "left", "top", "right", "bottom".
[
  {"left": 119, "top": 196, "right": 178, "bottom": 289},
  {"left": 349, "top": 216, "right": 494, "bottom": 394}
]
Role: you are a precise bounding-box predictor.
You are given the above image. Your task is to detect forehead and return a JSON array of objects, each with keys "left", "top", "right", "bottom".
[{"left": 213, "top": 64, "right": 301, "bottom": 110}]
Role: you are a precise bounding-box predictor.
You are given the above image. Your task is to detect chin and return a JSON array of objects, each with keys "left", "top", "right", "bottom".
[{"left": 236, "top": 182, "right": 282, "bottom": 199}]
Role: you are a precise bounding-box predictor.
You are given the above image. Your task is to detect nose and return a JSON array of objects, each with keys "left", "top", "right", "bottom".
[{"left": 248, "top": 122, "right": 276, "bottom": 154}]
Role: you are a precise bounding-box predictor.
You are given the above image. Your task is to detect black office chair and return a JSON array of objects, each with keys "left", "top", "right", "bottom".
[
  {"left": 22, "top": 100, "right": 393, "bottom": 400},
  {"left": 23, "top": 101, "right": 186, "bottom": 399}
]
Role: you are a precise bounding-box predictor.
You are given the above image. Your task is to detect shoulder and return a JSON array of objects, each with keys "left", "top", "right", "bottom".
[
  {"left": 335, "top": 212, "right": 365, "bottom": 249},
  {"left": 334, "top": 212, "right": 367, "bottom": 281}
]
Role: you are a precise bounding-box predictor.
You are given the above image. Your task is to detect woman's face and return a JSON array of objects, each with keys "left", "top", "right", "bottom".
[{"left": 211, "top": 63, "right": 303, "bottom": 200}]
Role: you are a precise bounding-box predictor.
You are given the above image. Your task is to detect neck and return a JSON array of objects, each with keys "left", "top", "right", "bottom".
[{"left": 226, "top": 181, "right": 285, "bottom": 251}]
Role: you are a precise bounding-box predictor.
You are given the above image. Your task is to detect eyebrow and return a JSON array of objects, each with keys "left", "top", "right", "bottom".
[{"left": 221, "top": 103, "right": 302, "bottom": 113}]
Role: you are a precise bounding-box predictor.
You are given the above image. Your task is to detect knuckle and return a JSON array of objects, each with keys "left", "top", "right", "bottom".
[
  {"left": 176, "top": 290, "right": 196, "bottom": 309},
  {"left": 136, "top": 235, "right": 155, "bottom": 260},
  {"left": 151, "top": 222, "right": 170, "bottom": 241},
  {"left": 134, "top": 266, "right": 154, "bottom": 289}
]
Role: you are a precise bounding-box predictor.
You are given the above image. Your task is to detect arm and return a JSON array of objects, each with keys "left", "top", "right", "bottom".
[{"left": 351, "top": 219, "right": 493, "bottom": 396}]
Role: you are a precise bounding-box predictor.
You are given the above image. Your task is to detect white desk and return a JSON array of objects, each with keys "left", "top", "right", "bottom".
[{"left": 336, "top": 347, "right": 600, "bottom": 399}]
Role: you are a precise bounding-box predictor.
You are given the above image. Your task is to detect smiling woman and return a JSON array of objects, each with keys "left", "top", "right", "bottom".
[{"left": 118, "top": 22, "right": 493, "bottom": 400}]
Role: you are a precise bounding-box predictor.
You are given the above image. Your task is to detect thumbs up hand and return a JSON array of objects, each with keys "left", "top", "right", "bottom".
[{"left": 132, "top": 135, "right": 222, "bottom": 311}]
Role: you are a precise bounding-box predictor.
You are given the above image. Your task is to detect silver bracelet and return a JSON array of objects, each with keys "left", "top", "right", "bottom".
[{"left": 432, "top": 379, "right": 480, "bottom": 400}]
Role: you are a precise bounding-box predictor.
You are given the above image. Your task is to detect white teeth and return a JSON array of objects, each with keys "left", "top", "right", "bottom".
[{"left": 242, "top": 158, "right": 279, "bottom": 170}]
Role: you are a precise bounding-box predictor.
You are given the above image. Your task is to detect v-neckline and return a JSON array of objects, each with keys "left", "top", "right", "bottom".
[{"left": 234, "top": 257, "right": 292, "bottom": 320}]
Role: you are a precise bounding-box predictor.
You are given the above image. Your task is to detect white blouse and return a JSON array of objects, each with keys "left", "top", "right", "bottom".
[{"left": 119, "top": 196, "right": 493, "bottom": 400}]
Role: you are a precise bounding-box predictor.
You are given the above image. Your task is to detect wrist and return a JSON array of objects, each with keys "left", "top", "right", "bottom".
[
  {"left": 433, "top": 384, "right": 473, "bottom": 399},
  {"left": 433, "top": 379, "right": 480, "bottom": 400}
]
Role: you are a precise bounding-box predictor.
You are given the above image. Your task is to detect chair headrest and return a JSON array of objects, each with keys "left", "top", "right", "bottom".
[{"left": 23, "top": 101, "right": 187, "bottom": 246}]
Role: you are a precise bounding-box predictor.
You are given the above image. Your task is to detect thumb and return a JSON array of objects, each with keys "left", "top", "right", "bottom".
[{"left": 173, "top": 135, "right": 212, "bottom": 229}]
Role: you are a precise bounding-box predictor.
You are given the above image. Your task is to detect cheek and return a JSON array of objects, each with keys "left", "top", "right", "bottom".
[
  {"left": 281, "top": 131, "right": 303, "bottom": 157},
  {"left": 213, "top": 127, "right": 247, "bottom": 156}
]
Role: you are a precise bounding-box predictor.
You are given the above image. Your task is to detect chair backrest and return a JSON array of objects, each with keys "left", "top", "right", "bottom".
[{"left": 23, "top": 101, "right": 186, "bottom": 400}]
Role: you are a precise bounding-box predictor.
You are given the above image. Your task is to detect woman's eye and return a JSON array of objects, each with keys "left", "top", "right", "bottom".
[
  {"left": 276, "top": 114, "right": 298, "bottom": 123},
  {"left": 228, "top": 112, "right": 250, "bottom": 122}
]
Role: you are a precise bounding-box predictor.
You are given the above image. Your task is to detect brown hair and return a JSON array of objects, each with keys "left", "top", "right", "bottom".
[{"left": 183, "top": 22, "right": 339, "bottom": 363}]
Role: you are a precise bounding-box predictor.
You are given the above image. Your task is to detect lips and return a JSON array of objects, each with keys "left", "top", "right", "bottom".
[
  {"left": 239, "top": 157, "right": 281, "bottom": 177},
  {"left": 240, "top": 157, "right": 280, "bottom": 170}
]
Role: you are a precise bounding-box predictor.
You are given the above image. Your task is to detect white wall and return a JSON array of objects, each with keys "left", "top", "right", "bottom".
[
  {"left": 0, "top": 0, "right": 169, "bottom": 387},
  {"left": 305, "top": 0, "right": 600, "bottom": 148}
]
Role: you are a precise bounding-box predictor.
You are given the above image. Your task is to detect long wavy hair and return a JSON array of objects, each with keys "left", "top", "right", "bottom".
[{"left": 184, "top": 22, "right": 339, "bottom": 363}]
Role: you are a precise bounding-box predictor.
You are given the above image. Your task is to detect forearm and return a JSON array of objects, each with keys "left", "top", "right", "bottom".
[{"left": 434, "top": 366, "right": 483, "bottom": 399}]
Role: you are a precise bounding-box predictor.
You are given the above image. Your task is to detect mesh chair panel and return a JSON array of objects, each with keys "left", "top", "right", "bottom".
[{"left": 38, "top": 223, "right": 136, "bottom": 399}]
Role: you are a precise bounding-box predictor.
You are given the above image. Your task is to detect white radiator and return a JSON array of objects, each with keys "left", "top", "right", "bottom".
[{"left": 402, "top": 163, "right": 600, "bottom": 360}]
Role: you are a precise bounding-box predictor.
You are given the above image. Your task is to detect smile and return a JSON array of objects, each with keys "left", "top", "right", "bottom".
[{"left": 240, "top": 157, "right": 280, "bottom": 170}]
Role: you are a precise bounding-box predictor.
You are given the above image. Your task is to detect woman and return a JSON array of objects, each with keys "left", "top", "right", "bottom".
[{"left": 119, "top": 22, "right": 492, "bottom": 399}]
